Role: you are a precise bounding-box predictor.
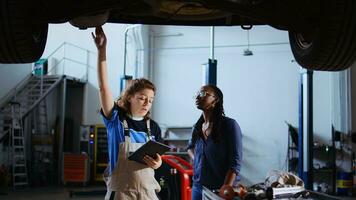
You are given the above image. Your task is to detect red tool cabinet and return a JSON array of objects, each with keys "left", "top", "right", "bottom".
[
  {"left": 63, "top": 153, "right": 89, "bottom": 185},
  {"left": 162, "top": 155, "right": 193, "bottom": 200}
]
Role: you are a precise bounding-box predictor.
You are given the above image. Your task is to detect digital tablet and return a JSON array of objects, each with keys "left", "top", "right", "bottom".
[{"left": 128, "top": 140, "right": 171, "bottom": 164}]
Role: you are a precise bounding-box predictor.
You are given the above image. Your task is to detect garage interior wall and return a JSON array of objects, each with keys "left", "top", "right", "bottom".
[
  {"left": 0, "top": 23, "right": 353, "bottom": 184},
  {"left": 147, "top": 25, "right": 338, "bottom": 184},
  {"left": 0, "top": 64, "right": 32, "bottom": 99}
]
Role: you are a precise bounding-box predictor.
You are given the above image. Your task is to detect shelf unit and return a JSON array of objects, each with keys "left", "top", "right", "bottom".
[
  {"left": 312, "top": 144, "right": 336, "bottom": 194},
  {"left": 163, "top": 127, "right": 192, "bottom": 161},
  {"left": 287, "top": 123, "right": 299, "bottom": 174},
  {"left": 287, "top": 123, "right": 336, "bottom": 195}
]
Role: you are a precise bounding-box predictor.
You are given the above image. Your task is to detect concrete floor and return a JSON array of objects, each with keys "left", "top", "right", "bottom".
[
  {"left": 1, "top": 186, "right": 355, "bottom": 200},
  {"left": 0, "top": 186, "right": 106, "bottom": 200}
]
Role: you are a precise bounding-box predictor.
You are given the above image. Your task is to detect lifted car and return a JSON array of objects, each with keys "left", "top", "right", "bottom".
[{"left": 1, "top": 0, "right": 356, "bottom": 71}]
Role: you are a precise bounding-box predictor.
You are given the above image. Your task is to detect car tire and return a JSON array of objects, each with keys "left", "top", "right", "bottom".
[
  {"left": 0, "top": 0, "right": 48, "bottom": 63},
  {"left": 289, "top": 0, "right": 356, "bottom": 71}
]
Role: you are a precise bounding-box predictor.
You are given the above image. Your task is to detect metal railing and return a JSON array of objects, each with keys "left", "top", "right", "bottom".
[{"left": 45, "top": 42, "right": 96, "bottom": 82}]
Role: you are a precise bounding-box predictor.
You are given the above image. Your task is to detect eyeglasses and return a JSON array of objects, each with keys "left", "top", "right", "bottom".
[{"left": 196, "top": 90, "right": 216, "bottom": 98}]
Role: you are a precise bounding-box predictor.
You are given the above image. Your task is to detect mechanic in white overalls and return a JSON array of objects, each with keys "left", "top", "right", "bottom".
[{"left": 92, "top": 26, "right": 162, "bottom": 200}]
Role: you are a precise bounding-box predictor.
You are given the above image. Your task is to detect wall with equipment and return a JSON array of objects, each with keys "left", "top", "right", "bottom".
[
  {"left": 2, "top": 22, "right": 349, "bottom": 186},
  {"left": 0, "top": 64, "right": 32, "bottom": 100},
  {"left": 148, "top": 25, "right": 338, "bottom": 185}
]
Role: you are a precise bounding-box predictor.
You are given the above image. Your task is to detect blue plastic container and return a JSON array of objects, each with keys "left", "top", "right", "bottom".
[{"left": 337, "top": 172, "right": 352, "bottom": 195}]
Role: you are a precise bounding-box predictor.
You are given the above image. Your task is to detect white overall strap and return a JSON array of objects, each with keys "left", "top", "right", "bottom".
[
  {"left": 122, "top": 119, "right": 131, "bottom": 158},
  {"left": 123, "top": 119, "right": 130, "bottom": 135},
  {"left": 146, "top": 119, "right": 151, "bottom": 141}
]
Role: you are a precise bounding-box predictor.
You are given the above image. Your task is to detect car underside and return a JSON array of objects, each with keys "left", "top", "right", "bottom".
[
  {"left": 43, "top": 0, "right": 315, "bottom": 30},
  {"left": 1, "top": 0, "right": 356, "bottom": 71}
]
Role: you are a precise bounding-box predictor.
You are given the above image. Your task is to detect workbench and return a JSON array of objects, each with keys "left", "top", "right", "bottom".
[{"left": 202, "top": 186, "right": 342, "bottom": 200}]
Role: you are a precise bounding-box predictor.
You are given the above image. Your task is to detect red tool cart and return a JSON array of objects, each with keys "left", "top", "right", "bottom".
[{"left": 161, "top": 155, "right": 193, "bottom": 200}]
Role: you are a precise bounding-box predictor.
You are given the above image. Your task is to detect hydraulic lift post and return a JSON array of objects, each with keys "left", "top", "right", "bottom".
[
  {"left": 299, "top": 69, "right": 314, "bottom": 190},
  {"left": 203, "top": 26, "right": 217, "bottom": 86}
]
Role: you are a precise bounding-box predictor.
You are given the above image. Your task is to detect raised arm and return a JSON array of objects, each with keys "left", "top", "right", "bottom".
[{"left": 92, "top": 27, "right": 114, "bottom": 118}]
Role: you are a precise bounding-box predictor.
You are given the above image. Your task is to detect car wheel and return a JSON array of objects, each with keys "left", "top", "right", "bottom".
[
  {"left": 0, "top": 0, "right": 48, "bottom": 63},
  {"left": 289, "top": 0, "right": 356, "bottom": 71}
]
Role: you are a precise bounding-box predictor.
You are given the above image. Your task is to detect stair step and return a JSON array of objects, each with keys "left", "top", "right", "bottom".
[
  {"left": 14, "top": 163, "right": 26, "bottom": 167},
  {"left": 14, "top": 182, "right": 28, "bottom": 186},
  {"left": 14, "top": 155, "right": 25, "bottom": 158},
  {"left": 24, "top": 86, "right": 51, "bottom": 91},
  {"left": 0, "top": 111, "right": 25, "bottom": 115},
  {"left": 0, "top": 124, "right": 11, "bottom": 128},
  {"left": 33, "top": 76, "right": 60, "bottom": 80},
  {"left": 1, "top": 107, "right": 28, "bottom": 112},
  {"left": 24, "top": 93, "right": 42, "bottom": 97},
  {"left": 27, "top": 89, "right": 51, "bottom": 93},
  {"left": 29, "top": 80, "right": 54, "bottom": 84},
  {"left": 15, "top": 97, "right": 39, "bottom": 101},
  {"left": 27, "top": 85, "right": 54, "bottom": 90},
  {"left": 29, "top": 78, "right": 57, "bottom": 82},
  {"left": 14, "top": 164, "right": 26, "bottom": 167},
  {"left": 14, "top": 173, "right": 27, "bottom": 176},
  {"left": 28, "top": 86, "right": 53, "bottom": 90}
]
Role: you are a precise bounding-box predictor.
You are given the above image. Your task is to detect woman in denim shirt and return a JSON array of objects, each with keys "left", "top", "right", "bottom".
[{"left": 187, "top": 85, "right": 243, "bottom": 200}]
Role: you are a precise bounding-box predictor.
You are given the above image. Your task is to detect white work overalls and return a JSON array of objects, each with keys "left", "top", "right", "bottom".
[{"left": 104, "top": 119, "right": 161, "bottom": 200}]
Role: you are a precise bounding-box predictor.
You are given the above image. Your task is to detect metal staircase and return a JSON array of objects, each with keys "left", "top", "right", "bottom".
[
  {"left": 0, "top": 76, "right": 63, "bottom": 137},
  {"left": 0, "top": 42, "right": 94, "bottom": 188},
  {"left": 0, "top": 75, "right": 64, "bottom": 188},
  {"left": 0, "top": 75, "right": 64, "bottom": 140}
]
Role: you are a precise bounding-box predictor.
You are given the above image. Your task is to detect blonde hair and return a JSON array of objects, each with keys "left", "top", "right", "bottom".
[{"left": 116, "top": 78, "right": 156, "bottom": 119}]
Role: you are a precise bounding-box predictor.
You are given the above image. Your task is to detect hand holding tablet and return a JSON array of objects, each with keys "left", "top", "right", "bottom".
[{"left": 128, "top": 140, "right": 171, "bottom": 165}]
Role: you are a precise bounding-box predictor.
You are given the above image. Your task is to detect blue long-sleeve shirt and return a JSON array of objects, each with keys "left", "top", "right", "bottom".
[
  {"left": 101, "top": 106, "right": 162, "bottom": 174},
  {"left": 187, "top": 117, "right": 242, "bottom": 189}
]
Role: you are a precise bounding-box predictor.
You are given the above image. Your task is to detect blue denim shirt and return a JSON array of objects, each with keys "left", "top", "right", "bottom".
[{"left": 187, "top": 117, "right": 242, "bottom": 189}]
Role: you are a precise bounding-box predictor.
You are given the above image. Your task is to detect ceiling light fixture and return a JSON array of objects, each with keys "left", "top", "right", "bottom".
[{"left": 243, "top": 30, "right": 253, "bottom": 56}]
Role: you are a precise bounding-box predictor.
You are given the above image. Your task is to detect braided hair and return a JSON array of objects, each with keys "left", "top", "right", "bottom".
[{"left": 192, "top": 85, "right": 225, "bottom": 143}]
